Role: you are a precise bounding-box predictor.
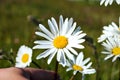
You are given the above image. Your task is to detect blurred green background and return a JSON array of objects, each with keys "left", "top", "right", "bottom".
[{"left": 0, "top": 0, "right": 120, "bottom": 80}]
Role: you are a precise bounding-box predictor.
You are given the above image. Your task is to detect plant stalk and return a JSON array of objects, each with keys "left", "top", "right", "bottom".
[
  {"left": 69, "top": 75, "right": 75, "bottom": 80},
  {"left": 54, "top": 60, "right": 59, "bottom": 80},
  {"left": 32, "top": 60, "right": 41, "bottom": 69},
  {"left": 82, "top": 74, "right": 85, "bottom": 80},
  {"left": 119, "top": 58, "right": 120, "bottom": 80},
  {"left": 84, "top": 36, "right": 101, "bottom": 80}
]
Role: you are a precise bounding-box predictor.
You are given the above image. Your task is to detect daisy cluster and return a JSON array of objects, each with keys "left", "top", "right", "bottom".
[
  {"left": 15, "top": 15, "right": 96, "bottom": 77},
  {"left": 98, "top": 19, "right": 120, "bottom": 62},
  {"left": 99, "top": 0, "right": 120, "bottom": 65},
  {"left": 100, "top": 0, "right": 120, "bottom": 6},
  {"left": 13, "top": 0, "right": 119, "bottom": 79},
  {"left": 33, "top": 15, "right": 96, "bottom": 75}
]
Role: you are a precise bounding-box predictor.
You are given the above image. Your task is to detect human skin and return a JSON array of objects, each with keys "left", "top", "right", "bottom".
[{"left": 0, "top": 67, "right": 60, "bottom": 80}]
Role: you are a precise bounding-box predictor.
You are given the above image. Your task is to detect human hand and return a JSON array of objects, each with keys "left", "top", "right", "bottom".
[{"left": 0, "top": 67, "right": 60, "bottom": 80}]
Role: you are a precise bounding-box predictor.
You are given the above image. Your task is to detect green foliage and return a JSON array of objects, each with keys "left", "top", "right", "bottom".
[{"left": 0, "top": 0, "right": 120, "bottom": 80}]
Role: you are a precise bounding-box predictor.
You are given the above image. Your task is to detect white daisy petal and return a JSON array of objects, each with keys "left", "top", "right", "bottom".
[
  {"left": 104, "top": 54, "right": 113, "bottom": 60},
  {"left": 73, "top": 31, "right": 82, "bottom": 36},
  {"left": 59, "top": 15, "right": 64, "bottom": 33},
  {"left": 76, "top": 39, "right": 85, "bottom": 44},
  {"left": 63, "top": 48, "right": 74, "bottom": 61},
  {"left": 60, "top": 50, "right": 66, "bottom": 67},
  {"left": 66, "top": 22, "right": 76, "bottom": 37},
  {"left": 59, "top": 15, "right": 64, "bottom": 34},
  {"left": 39, "top": 24, "right": 54, "bottom": 39},
  {"left": 66, "top": 60, "right": 72, "bottom": 67},
  {"left": 112, "top": 22, "right": 119, "bottom": 31},
  {"left": 33, "top": 44, "right": 53, "bottom": 49},
  {"left": 36, "top": 49, "right": 50, "bottom": 59},
  {"left": 72, "top": 27, "right": 81, "bottom": 35},
  {"left": 61, "top": 18, "right": 68, "bottom": 35},
  {"left": 85, "top": 62, "right": 92, "bottom": 69},
  {"left": 77, "top": 33, "right": 86, "bottom": 39},
  {"left": 36, "top": 48, "right": 55, "bottom": 59},
  {"left": 48, "top": 19, "right": 57, "bottom": 36},
  {"left": 83, "top": 58, "right": 90, "bottom": 65},
  {"left": 51, "top": 17, "right": 59, "bottom": 32},
  {"left": 83, "top": 69, "right": 96, "bottom": 74},
  {"left": 57, "top": 49, "right": 62, "bottom": 62},
  {"left": 35, "top": 32, "right": 52, "bottom": 41},
  {"left": 116, "top": 0, "right": 120, "bottom": 4},
  {"left": 105, "top": 0, "right": 110, "bottom": 6},
  {"left": 76, "top": 52, "right": 84, "bottom": 65},
  {"left": 102, "top": 51, "right": 111, "bottom": 54},
  {"left": 100, "top": 0, "right": 106, "bottom": 5},
  {"left": 67, "top": 47, "right": 78, "bottom": 55},
  {"left": 47, "top": 49, "right": 57, "bottom": 64},
  {"left": 66, "top": 67, "right": 73, "bottom": 71},
  {"left": 34, "top": 40, "right": 52, "bottom": 45},
  {"left": 112, "top": 55, "right": 119, "bottom": 62},
  {"left": 72, "top": 44, "right": 84, "bottom": 49},
  {"left": 73, "top": 71, "right": 77, "bottom": 75},
  {"left": 109, "top": 0, "right": 114, "bottom": 5},
  {"left": 15, "top": 63, "right": 22, "bottom": 68},
  {"left": 68, "top": 18, "right": 73, "bottom": 29}
]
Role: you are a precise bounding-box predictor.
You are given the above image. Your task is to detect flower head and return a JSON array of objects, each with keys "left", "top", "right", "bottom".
[
  {"left": 66, "top": 52, "right": 96, "bottom": 75},
  {"left": 98, "top": 22, "right": 120, "bottom": 42},
  {"left": 15, "top": 45, "right": 32, "bottom": 68},
  {"left": 102, "top": 36, "right": 120, "bottom": 62},
  {"left": 33, "top": 15, "right": 86, "bottom": 66},
  {"left": 100, "top": 0, "right": 120, "bottom": 6}
]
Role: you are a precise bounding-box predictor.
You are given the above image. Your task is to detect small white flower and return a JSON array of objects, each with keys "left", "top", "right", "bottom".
[
  {"left": 102, "top": 36, "right": 120, "bottom": 62},
  {"left": 98, "top": 22, "right": 120, "bottom": 42},
  {"left": 66, "top": 52, "right": 96, "bottom": 75},
  {"left": 100, "top": 0, "right": 120, "bottom": 6},
  {"left": 15, "top": 45, "right": 32, "bottom": 68},
  {"left": 33, "top": 15, "right": 86, "bottom": 67}
]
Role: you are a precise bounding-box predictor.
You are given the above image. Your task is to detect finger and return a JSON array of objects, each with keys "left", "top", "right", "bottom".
[
  {"left": 24, "top": 68, "right": 60, "bottom": 80},
  {"left": 0, "top": 67, "right": 29, "bottom": 80}
]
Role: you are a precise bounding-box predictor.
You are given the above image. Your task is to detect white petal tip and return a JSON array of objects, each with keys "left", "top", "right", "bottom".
[
  {"left": 47, "top": 60, "right": 51, "bottom": 65},
  {"left": 32, "top": 46, "right": 36, "bottom": 49}
]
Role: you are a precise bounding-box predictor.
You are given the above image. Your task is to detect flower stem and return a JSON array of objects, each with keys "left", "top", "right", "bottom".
[
  {"left": 84, "top": 36, "right": 101, "bottom": 80},
  {"left": 110, "top": 62, "right": 114, "bottom": 80},
  {"left": 82, "top": 74, "right": 85, "bottom": 80},
  {"left": 119, "top": 17, "right": 120, "bottom": 28},
  {"left": 69, "top": 74, "right": 75, "bottom": 80},
  {"left": 69, "top": 73, "right": 84, "bottom": 80},
  {"left": 32, "top": 60, "right": 41, "bottom": 69},
  {"left": 119, "top": 58, "right": 120, "bottom": 80},
  {"left": 54, "top": 60, "right": 59, "bottom": 80}
]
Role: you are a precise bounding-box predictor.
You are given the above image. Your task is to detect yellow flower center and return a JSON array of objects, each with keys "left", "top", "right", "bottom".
[
  {"left": 22, "top": 53, "right": 29, "bottom": 63},
  {"left": 53, "top": 36, "right": 68, "bottom": 49},
  {"left": 112, "top": 47, "right": 120, "bottom": 55},
  {"left": 72, "top": 64, "right": 83, "bottom": 71}
]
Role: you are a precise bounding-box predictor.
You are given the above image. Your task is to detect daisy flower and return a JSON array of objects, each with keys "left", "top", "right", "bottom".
[
  {"left": 100, "top": 0, "right": 120, "bottom": 6},
  {"left": 15, "top": 45, "right": 32, "bottom": 68},
  {"left": 102, "top": 36, "right": 120, "bottom": 62},
  {"left": 66, "top": 52, "right": 96, "bottom": 75},
  {"left": 98, "top": 22, "right": 120, "bottom": 42},
  {"left": 33, "top": 15, "right": 86, "bottom": 66}
]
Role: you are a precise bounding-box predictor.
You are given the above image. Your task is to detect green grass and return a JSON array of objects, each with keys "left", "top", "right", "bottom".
[{"left": 0, "top": 0, "right": 120, "bottom": 80}]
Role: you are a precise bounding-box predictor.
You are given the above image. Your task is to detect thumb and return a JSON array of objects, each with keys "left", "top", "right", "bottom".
[{"left": 24, "top": 68, "right": 60, "bottom": 80}]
